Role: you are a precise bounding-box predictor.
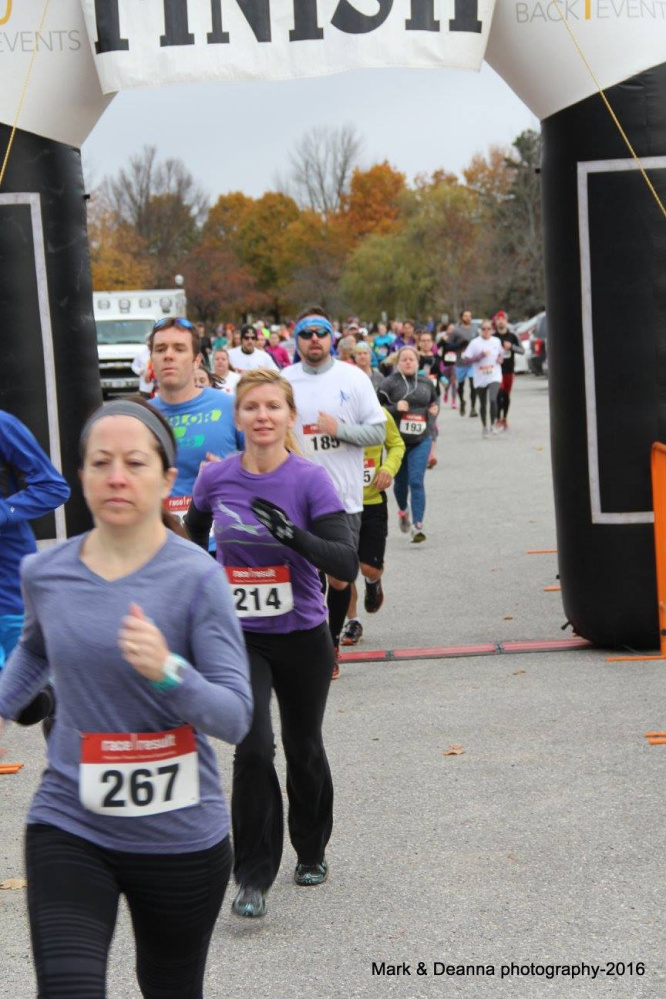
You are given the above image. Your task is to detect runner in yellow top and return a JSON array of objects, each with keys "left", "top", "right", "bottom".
[{"left": 341, "top": 409, "right": 406, "bottom": 645}]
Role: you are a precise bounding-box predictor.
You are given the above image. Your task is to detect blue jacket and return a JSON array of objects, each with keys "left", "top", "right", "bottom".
[{"left": 0, "top": 411, "right": 70, "bottom": 615}]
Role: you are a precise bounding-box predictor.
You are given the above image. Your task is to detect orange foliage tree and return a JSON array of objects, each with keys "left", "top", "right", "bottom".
[
  {"left": 339, "top": 161, "right": 406, "bottom": 240},
  {"left": 88, "top": 209, "right": 156, "bottom": 290}
]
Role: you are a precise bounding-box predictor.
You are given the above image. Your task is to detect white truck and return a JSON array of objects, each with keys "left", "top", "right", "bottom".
[{"left": 94, "top": 288, "right": 187, "bottom": 397}]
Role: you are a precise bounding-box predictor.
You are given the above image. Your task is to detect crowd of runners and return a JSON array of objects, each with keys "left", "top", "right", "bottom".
[{"left": 0, "top": 305, "right": 524, "bottom": 997}]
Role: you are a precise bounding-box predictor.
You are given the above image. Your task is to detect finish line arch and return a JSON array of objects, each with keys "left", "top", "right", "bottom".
[{"left": 0, "top": 0, "right": 664, "bottom": 648}]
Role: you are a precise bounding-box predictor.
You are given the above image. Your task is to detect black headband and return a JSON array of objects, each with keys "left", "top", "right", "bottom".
[{"left": 80, "top": 401, "right": 177, "bottom": 467}]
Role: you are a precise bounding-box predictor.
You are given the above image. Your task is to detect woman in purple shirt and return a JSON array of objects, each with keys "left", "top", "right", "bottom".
[
  {"left": 186, "top": 369, "right": 358, "bottom": 919},
  {"left": 0, "top": 399, "right": 252, "bottom": 998}
]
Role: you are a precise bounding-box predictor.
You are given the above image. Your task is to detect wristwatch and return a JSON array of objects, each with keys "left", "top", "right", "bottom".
[{"left": 151, "top": 653, "right": 189, "bottom": 693}]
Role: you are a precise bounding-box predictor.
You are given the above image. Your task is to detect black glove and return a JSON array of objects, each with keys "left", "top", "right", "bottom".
[{"left": 251, "top": 497, "right": 296, "bottom": 544}]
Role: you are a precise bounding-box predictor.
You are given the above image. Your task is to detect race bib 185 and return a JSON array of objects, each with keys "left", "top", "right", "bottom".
[
  {"left": 80, "top": 724, "right": 199, "bottom": 818},
  {"left": 302, "top": 423, "right": 346, "bottom": 455},
  {"left": 363, "top": 458, "right": 376, "bottom": 486}
]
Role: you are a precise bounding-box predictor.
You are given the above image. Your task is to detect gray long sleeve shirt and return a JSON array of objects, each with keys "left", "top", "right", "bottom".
[{"left": 0, "top": 533, "right": 252, "bottom": 854}]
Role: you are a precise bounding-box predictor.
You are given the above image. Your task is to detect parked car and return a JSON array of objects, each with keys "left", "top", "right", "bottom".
[
  {"left": 528, "top": 313, "right": 548, "bottom": 376},
  {"left": 512, "top": 312, "right": 543, "bottom": 374}
]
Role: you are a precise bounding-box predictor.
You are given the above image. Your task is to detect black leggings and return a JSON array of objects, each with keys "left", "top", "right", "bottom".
[
  {"left": 476, "top": 383, "right": 500, "bottom": 427},
  {"left": 457, "top": 377, "right": 477, "bottom": 409},
  {"left": 25, "top": 823, "right": 231, "bottom": 999},
  {"left": 232, "top": 622, "right": 334, "bottom": 890}
]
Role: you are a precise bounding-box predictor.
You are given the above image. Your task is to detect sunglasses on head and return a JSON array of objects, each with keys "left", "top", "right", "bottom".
[
  {"left": 298, "top": 329, "right": 330, "bottom": 340},
  {"left": 153, "top": 317, "right": 195, "bottom": 332}
]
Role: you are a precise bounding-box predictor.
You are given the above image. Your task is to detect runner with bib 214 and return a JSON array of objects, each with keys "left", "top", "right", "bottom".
[{"left": 185, "top": 368, "right": 358, "bottom": 921}]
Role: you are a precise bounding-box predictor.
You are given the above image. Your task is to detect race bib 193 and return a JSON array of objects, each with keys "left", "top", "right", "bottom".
[
  {"left": 80, "top": 724, "right": 199, "bottom": 818},
  {"left": 302, "top": 423, "right": 346, "bottom": 455},
  {"left": 400, "top": 414, "right": 426, "bottom": 436},
  {"left": 226, "top": 565, "right": 293, "bottom": 618}
]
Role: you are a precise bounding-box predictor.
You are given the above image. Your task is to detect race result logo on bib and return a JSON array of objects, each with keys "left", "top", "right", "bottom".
[
  {"left": 302, "top": 423, "right": 345, "bottom": 455},
  {"left": 226, "top": 565, "right": 294, "bottom": 618},
  {"left": 80, "top": 724, "right": 199, "bottom": 818},
  {"left": 400, "top": 414, "right": 427, "bottom": 436}
]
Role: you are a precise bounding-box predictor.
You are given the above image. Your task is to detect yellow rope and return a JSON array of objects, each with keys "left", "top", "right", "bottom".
[
  {"left": 550, "top": 0, "right": 666, "bottom": 220},
  {"left": 0, "top": 0, "right": 51, "bottom": 189},
  {"left": 0, "top": 2, "right": 13, "bottom": 28}
]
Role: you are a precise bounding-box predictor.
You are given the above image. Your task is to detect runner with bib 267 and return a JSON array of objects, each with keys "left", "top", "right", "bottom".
[{"left": 0, "top": 399, "right": 252, "bottom": 999}]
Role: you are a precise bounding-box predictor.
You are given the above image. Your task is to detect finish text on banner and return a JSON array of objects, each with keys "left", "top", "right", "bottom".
[{"left": 79, "top": 0, "right": 496, "bottom": 93}]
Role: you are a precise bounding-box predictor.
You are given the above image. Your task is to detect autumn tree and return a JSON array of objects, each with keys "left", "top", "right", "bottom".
[
  {"left": 88, "top": 205, "right": 156, "bottom": 290},
  {"left": 181, "top": 243, "right": 261, "bottom": 322},
  {"left": 496, "top": 129, "right": 544, "bottom": 314},
  {"left": 462, "top": 145, "right": 512, "bottom": 210},
  {"left": 101, "top": 146, "right": 208, "bottom": 286},
  {"left": 237, "top": 192, "right": 301, "bottom": 317},
  {"left": 460, "top": 131, "right": 544, "bottom": 314},
  {"left": 399, "top": 173, "right": 491, "bottom": 318},
  {"left": 339, "top": 161, "right": 406, "bottom": 240},
  {"left": 202, "top": 191, "right": 254, "bottom": 252},
  {"left": 283, "top": 211, "right": 350, "bottom": 314}
]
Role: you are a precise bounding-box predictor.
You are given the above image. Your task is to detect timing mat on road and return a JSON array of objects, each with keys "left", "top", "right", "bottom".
[{"left": 340, "top": 637, "right": 593, "bottom": 664}]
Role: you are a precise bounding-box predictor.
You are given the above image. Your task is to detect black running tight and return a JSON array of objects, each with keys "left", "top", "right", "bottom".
[
  {"left": 457, "top": 377, "right": 477, "bottom": 409},
  {"left": 25, "top": 823, "right": 231, "bottom": 999},
  {"left": 232, "top": 623, "right": 334, "bottom": 890}
]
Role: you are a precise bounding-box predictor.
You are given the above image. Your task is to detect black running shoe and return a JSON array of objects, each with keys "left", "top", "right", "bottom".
[
  {"left": 364, "top": 579, "right": 384, "bottom": 614},
  {"left": 294, "top": 860, "right": 328, "bottom": 886},
  {"left": 232, "top": 885, "right": 267, "bottom": 918}
]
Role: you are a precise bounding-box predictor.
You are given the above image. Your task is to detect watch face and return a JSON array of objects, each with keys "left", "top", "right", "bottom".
[{"left": 164, "top": 654, "right": 185, "bottom": 683}]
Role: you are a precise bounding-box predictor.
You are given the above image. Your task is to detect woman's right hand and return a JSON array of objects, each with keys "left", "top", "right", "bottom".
[{"left": 396, "top": 400, "right": 409, "bottom": 412}]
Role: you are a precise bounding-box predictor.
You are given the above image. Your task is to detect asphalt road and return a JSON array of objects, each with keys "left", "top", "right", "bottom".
[{"left": 2, "top": 376, "right": 665, "bottom": 998}]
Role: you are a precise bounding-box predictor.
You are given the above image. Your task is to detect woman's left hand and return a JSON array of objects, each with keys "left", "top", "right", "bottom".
[
  {"left": 118, "top": 603, "right": 170, "bottom": 683},
  {"left": 428, "top": 404, "right": 439, "bottom": 415}
]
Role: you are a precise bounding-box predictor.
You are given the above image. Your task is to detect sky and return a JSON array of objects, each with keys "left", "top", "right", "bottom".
[{"left": 81, "top": 61, "right": 538, "bottom": 202}]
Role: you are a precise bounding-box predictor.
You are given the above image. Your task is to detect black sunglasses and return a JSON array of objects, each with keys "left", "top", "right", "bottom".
[
  {"left": 242, "top": 334, "right": 257, "bottom": 340},
  {"left": 153, "top": 316, "right": 195, "bottom": 331},
  {"left": 298, "top": 329, "right": 330, "bottom": 340}
]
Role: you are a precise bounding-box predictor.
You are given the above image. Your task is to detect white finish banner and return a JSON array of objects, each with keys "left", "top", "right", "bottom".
[
  {"left": 485, "top": 0, "right": 666, "bottom": 120},
  {"left": 0, "top": 0, "right": 112, "bottom": 147},
  {"left": 79, "top": 0, "right": 496, "bottom": 92}
]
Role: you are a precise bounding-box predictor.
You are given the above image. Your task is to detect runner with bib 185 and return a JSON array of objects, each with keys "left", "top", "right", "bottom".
[
  {"left": 378, "top": 346, "right": 439, "bottom": 544},
  {"left": 185, "top": 369, "right": 358, "bottom": 921},
  {"left": 0, "top": 399, "right": 252, "bottom": 999}
]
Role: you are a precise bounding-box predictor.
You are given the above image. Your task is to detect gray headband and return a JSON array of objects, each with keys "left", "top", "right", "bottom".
[{"left": 80, "top": 401, "right": 177, "bottom": 468}]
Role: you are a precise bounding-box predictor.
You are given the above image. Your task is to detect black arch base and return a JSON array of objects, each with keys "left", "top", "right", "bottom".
[
  {"left": 542, "top": 61, "right": 666, "bottom": 649},
  {"left": 0, "top": 125, "right": 101, "bottom": 538}
]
